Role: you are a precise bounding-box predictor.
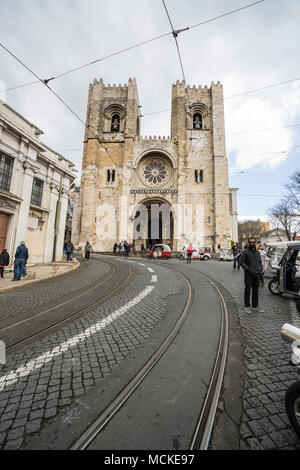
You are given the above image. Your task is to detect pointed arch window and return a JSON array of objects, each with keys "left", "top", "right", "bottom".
[
  {"left": 193, "top": 113, "right": 202, "bottom": 130},
  {"left": 111, "top": 114, "right": 120, "bottom": 132}
]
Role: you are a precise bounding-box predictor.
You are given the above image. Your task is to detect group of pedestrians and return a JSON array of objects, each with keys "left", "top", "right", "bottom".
[
  {"left": 0, "top": 241, "right": 29, "bottom": 281},
  {"left": 63, "top": 241, "right": 74, "bottom": 262},
  {"left": 113, "top": 241, "right": 136, "bottom": 258}
]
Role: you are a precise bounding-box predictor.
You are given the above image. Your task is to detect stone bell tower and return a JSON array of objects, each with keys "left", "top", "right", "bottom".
[
  {"left": 170, "top": 80, "right": 231, "bottom": 249},
  {"left": 78, "top": 78, "right": 141, "bottom": 248}
]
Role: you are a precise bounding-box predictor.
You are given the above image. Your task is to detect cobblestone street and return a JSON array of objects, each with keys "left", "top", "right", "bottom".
[
  {"left": 0, "top": 255, "right": 300, "bottom": 450},
  {"left": 0, "top": 258, "right": 182, "bottom": 450},
  {"left": 184, "top": 258, "right": 300, "bottom": 450}
]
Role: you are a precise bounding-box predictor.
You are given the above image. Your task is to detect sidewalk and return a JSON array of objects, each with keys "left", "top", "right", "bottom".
[{"left": 0, "top": 258, "right": 79, "bottom": 293}]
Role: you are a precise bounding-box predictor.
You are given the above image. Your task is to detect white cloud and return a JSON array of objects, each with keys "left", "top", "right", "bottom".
[{"left": 226, "top": 95, "right": 295, "bottom": 172}]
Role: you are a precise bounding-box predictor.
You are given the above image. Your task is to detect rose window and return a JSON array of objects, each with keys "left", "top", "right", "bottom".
[
  {"left": 143, "top": 161, "right": 167, "bottom": 184},
  {"left": 138, "top": 156, "right": 172, "bottom": 187}
]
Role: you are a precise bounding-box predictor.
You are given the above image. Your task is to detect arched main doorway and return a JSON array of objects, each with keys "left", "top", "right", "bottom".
[{"left": 133, "top": 199, "right": 174, "bottom": 249}]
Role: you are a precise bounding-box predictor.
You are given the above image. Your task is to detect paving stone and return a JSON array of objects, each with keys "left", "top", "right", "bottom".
[
  {"left": 7, "top": 426, "right": 25, "bottom": 441},
  {"left": 247, "top": 420, "right": 265, "bottom": 437},
  {"left": 0, "top": 420, "right": 13, "bottom": 432},
  {"left": 4, "top": 437, "right": 24, "bottom": 450},
  {"left": 11, "top": 417, "right": 28, "bottom": 429},
  {"left": 44, "top": 407, "right": 57, "bottom": 419},
  {"left": 26, "top": 419, "right": 42, "bottom": 434},
  {"left": 29, "top": 409, "right": 44, "bottom": 421}
]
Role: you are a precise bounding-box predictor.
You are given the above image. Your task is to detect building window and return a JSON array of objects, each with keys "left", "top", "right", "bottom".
[
  {"left": 111, "top": 114, "right": 120, "bottom": 132},
  {"left": 31, "top": 178, "right": 44, "bottom": 206},
  {"left": 107, "top": 169, "right": 116, "bottom": 183},
  {"left": 194, "top": 169, "right": 203, "bottom": 183},
  {"left": 0, "top": 152, "right": 14, "bottom": 192},
  {"left": 193, "top": 113, "right": 202, "bottom": 130}
]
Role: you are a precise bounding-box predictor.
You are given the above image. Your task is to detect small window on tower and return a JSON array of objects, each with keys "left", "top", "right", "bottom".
[
  {"left": 195, "top": 170, "right": 203, "bottom": 183},
  {"left": 107, "top": 170, "right": 111, "bottom": 182},
  {"left": 193, "top": 113, "right": 202, "bottom": 130},
  {"left": 111, "top": 114, "right": 120, "bottom": 132},
  {"left": 112, "top": 169, "right": 115, "bottom": 182}
]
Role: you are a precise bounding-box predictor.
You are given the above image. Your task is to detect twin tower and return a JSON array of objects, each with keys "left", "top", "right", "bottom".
[{"left": 75, "top": 78, "right": 237, "bottom": 251}]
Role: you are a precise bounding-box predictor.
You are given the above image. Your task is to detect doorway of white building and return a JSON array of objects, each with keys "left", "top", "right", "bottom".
[{"left": 0, "top": 213, "right": 9, "bottom": 252}]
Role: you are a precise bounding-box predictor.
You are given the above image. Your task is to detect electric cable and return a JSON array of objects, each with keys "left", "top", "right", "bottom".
[
  {"left": 0, "top": 0, "right": 267, "bottom": 93},
  {"left": 0, "top": 41, "right": 118, "bottom": 169}
]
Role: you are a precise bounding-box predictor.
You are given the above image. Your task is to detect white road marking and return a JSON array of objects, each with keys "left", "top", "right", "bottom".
[
  {"left": 151, "top": 275, "right": 157, "bottom": 283},
  {"left": 0, "top": 285, "right": 155, "bottom": 391},
  {"left": 139, "top": 263, "right": 145, "bottom": 266},
  {"left": 148, "top": 268, "right": 154, "bottom": 272}
]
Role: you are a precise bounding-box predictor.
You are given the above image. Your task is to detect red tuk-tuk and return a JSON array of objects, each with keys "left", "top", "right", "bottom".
[{"left": 148, "top": 244, "right": 172, "bottom": 259}]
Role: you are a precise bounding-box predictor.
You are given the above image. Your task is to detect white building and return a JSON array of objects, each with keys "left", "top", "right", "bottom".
[{"left": 0, "top": 101, "right": 76, "bottom": 264}]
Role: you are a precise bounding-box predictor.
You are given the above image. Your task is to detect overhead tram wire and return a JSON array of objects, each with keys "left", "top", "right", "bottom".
[
  {"left": 142, "top": 76, "right": 300, "bottom": 118},
  {"left": 161, "top": 0, "right": 195, "bottom": 182},
  {"left": 1, "top": 0, "right": 267, "bottom": 94},
  {"left": 0, "top": 41, "right": 118, "bottom": 169}
]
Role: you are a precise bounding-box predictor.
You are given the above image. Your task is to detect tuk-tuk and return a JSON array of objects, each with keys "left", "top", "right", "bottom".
[
  {"left": 268, "top": 241, "right": 300, "bottom": 298},
  {"left": 148, "top": 244, "right": 171, "bottom": 259},
  {"left": 179, "top": 246, "right": 211, "bottom": 261},
  {"left": 265, "top": 241, "right": 291, "bottom": 276},
  {"left": 219, "top": 248, "right": 234, "bottom": 261}
]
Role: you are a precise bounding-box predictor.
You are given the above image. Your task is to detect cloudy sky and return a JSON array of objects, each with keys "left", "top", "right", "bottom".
[{"left": 1, "top": 0, "right": 299, "bottom": 221}]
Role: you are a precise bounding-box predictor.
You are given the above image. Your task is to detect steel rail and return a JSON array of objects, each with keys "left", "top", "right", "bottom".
[
  {"left": 3, "top": 257, "right": 133, "bottom": 351},
  {"left": 189, "top": 270, "right": 229, "bottom": 450},
  {"left": 70, "top": 261, "right": 229, "bottom": 450},
  {"left": 70, "top": 268, "right": 193, "bottom": 450}
]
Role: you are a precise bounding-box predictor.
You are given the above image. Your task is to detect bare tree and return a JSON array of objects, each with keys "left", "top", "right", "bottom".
[
  {"left": 238, "top": 219, "right": 266, "bottom": 245},
  {"left": 268, "top": 196, "right": 300, "bottom": 241},
  {"left": 286, "top": 170, "right": 300, "bottom": 210}
]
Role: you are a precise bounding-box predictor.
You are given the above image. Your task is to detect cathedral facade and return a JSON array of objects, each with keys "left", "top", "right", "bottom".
[{"left": 75, "top": 78, "right": 238, "bottom": 252}]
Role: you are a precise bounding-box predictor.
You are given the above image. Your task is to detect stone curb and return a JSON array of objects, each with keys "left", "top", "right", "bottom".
[{"left": 0, "top": 259, "right": 80, "bottom": 294}]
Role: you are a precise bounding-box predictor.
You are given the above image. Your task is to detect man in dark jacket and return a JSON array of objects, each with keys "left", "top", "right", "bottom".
[
  {"left": 0, "top": 249, "right": 9, "bottom": 279},
  {"left": 240, "top": 238, "right": 264, "bottom": 313},
  {"left": 12, "top": 241, "right": 29, "bottom": 281}
]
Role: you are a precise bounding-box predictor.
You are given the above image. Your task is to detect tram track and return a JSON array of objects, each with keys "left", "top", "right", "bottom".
[
  {"left": 1, "top": 257, "right": 133, "bottom": 352},
  {"left": 69, "top": 261, "right": 229, "bottom": 451}
]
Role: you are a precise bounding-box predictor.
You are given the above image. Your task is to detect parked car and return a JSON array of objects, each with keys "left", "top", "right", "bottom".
[{"left": 148, "top": 244, "right": 171, "bottom": 259}]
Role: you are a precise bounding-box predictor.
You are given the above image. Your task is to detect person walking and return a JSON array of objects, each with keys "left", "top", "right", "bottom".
[
  {"left": 240, "top": 238, "right": 264, "bottom": 313},
  {"left": 113, "top": 242, "right": 118, "bottom": 255},
  {"left": 233, "top": 243, "right": 241, "bottom": 270},
  {"left": 66, "top": 242, "right": 73, "bottom": 262},
  {"left": 187, "top": 243, "right": 193, "bottom": 264},
  {"left": 12, "top": 241, "right": 28, "bottom": 281},
  {"left": 0, "top": 249, "right": 9, "bottom": 279},
  {"left": 258, "top": 245, "right": 267, "bottom": 287},
  {"left": 124, "top": 242, "right": 130, "bottom": 259},
  {"left": 85, "top": 241, "right": 92, "bottom": 259}
]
